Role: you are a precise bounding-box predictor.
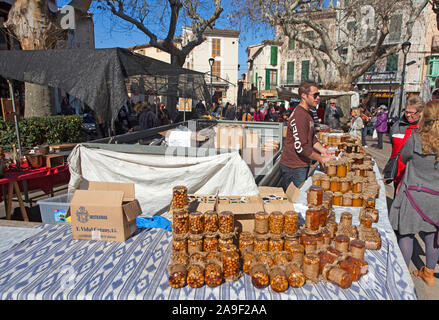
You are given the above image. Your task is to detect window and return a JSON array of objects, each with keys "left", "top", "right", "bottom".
[
  {"left": 212, "top": 38, "right": 221, "bottom": 57},
  {"left": 288, "top": 38, "right": 295, "bottom": 50},
  {"left": 386, "top": 55, "right": 399, "bottom": 72},
  {"left": 301, "top": 60, "right": 310, "bottom": 81},
  {"left": 265, "top": 69, "right": 277, "bottom": 90},
  {"left": 270, "top": 46, "right": 278, "bottom": 66},
  {"left": 212, "top": 60, "right": 221, "bottom": 81},
  {"left": 389, "top": 14, "right": 402, "bottom": 42},
  {"left": 287, "top": 62, "right": 294, "bottom": 84}
]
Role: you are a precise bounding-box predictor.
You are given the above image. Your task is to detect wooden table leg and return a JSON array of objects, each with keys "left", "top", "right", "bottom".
[
  {"left": 12, "top": 181, "right": 29, "bottom": 222},
  {"left": 5, "top": 183, "right": 13, "bottom": 220}
]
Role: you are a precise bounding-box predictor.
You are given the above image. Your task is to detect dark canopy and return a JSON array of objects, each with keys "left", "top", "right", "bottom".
[{"left": 0, "top": 47, "right": 209, "bottom": 124}]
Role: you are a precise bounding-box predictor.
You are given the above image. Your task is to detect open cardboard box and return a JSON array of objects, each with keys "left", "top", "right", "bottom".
[
  {"left": 187, "top": 194, "right": 218, "bottom": 213},
  {"left": 258, "top": 184, "right": 300, "bottom": 214},
  {"left": 216, "top": 195, "right": 264, "bottom": 233},
  {"left": 70, "top": 181, "right": 142, "bottom": 242}
]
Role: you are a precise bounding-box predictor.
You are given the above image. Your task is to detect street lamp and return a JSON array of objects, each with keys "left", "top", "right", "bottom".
[
  {"left": 398, "top": 41, "right": 411, "bottom": 119},
  {"left": 209, "top": 58, "right": 215, "bottom": 105}
]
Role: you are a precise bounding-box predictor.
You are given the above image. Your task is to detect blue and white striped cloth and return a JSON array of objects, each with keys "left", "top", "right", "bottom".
[{"left": 0, "top": 163, "right": 417, "bottom": 300}]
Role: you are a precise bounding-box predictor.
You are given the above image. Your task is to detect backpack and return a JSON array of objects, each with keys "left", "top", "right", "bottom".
[{"left": 242, "top": 113, "right": 252, "bottom": 121}]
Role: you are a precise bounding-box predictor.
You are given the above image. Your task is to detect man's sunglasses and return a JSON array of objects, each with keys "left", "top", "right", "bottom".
[{"left": 308, "top": 92, "right": 320, "bottom": 99}]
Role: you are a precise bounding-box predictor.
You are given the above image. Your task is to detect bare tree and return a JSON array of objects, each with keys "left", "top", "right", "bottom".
[
  {"left": 230, "top": 0, "right": 430, "bottom": 90},
  {"left": 5, "top": 0, "right": 93, "bottom": 117},
  {"left": 99, "top": 0, "right": 224, "bottom": 67}
]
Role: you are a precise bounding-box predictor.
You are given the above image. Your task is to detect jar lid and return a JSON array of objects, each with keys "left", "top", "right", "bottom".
[
  {"left": 335, "top": 234, "right": 350, "bottom": 243},
  {"left": 270, "top": 211, "right": 283, "bottom": 217},
  {"left": 308, "top": 185, "right": 324, "bottom": 192},
  {"left": 219, "top": 211, "right": 233, "bottom": 216},
  {"left": 350, "top": 239, "right": 365, "bottom": 248}
]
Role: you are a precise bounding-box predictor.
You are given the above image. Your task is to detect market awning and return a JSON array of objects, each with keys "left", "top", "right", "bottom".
[{"left": 0, "top": 48, "right": 210, "bottom": 125}]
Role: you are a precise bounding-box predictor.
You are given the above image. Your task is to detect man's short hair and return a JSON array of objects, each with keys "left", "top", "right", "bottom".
[{"left": 298, "top": 80, "right": 318, "bottom": 98}]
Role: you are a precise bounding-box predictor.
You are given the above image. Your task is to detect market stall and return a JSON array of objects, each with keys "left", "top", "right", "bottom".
[{"left": 0, "top": 133, "right": 417, "bottom": 300}]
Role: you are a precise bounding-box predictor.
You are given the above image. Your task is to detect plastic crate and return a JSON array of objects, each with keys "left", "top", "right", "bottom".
[{"left": 37, "top": 193, "right": 73, "bottom": 224}]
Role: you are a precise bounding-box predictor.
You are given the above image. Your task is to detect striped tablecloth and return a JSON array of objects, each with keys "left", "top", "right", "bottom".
[{"left": 0, "top": 164, "right": 417, "bottom": 300}]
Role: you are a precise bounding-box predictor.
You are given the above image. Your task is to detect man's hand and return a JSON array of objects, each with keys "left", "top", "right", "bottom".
[{"left": 320, "top": 154, "right": 333, "bottom": 164}]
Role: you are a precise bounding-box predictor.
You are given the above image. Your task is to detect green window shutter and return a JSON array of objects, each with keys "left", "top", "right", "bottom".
[
  {"left": 265, "top": 69, "right": 270, "bottom": 90},
  {"left": 271, "top": 46, "right": 278, "bottom": 66},
  {"left": 287, "top": 62, "right": 294, "bottom": 84},
  {"left": 288, "top": 38, "right": 295, "bottom": 50},
  {"left": 301, "top": 60, "right": 310, "bottom": 81},
  {"left": 255, "top": 72, "right": 258, "bottom": 88},
  {"left": 386, "top": 55, "right": 399, "bottom": 72},
  {"left": 431, "top": 59, "right": 439, "bottom": 77}
]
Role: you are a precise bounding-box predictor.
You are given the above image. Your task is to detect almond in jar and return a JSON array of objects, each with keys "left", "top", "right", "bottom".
[
  {"left": 270, "top": 266, "right": 289, "bottom": 293},
  {"left": 285, "top": 262, "right": 306, "bottom": 288},
  {"left": 284, "top": 211, "right": 299, "bottom": 234}
]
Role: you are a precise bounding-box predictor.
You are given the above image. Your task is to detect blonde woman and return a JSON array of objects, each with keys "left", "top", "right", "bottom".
[
  {"left": 389, "top": 100, "right": 439, "bottom": 286},
  {"left": 347, "top": 107, "right": 364, "bottom": 138}
]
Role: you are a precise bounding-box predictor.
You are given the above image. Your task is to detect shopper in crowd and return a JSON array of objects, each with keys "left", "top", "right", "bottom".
[
  {"left": 431, "top": 88, "right": 439, "bottom": 100},
  {"left": 158, "top": 102, "right": 172, "bottom": 126},
  {"left": 253, "top": 106, "right": 264, "bottom": 121},
  {"left": 225, "top": 103, "right": 236, "bottom": 120},
  {"left": 316, "top": 103, "right": 326, "bottom": 125},
  {"left": 241, "top": 106, "right": 253, "bottom": 121},
  {"left": 373, "top": 105, "right": 389, "bottom": 149},
  {"left": 359, "top": 105, "right": 372, "bottom": 148},
  {"left": 131, "top": 101, "right": 160, "bottom": 131},
  {"left": 389, "top": 100, "right": 439, "bottom": 286},
  {"left": 279, "top": 80, "right": 333, "bottom": 190},
  {"left": 347, "top": 107, "right": 364, "bottom": 139},
  {"left": 324, "top": 98, "right": 344, "bottom": 130},
  {"left": 236, "top": 105, "right": 244, "bottom": 122},
  {"left": 388, "top": 96, "right": 423, "bottom": 192}
]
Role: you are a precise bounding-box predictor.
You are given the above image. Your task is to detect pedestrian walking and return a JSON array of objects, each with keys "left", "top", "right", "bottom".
[
  {"left": 347, "top": 107, "right": 364, "bottom": 139},
  {"left": 373, "top": 105, "right": 388, "bottom": 149},
  {"left": 389, "top": 100, "right": 439, "bottom": 286}
]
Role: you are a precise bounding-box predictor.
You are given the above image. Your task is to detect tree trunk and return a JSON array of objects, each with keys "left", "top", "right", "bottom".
[
  {"left": 5, "top": 0, "right": 64, "bottom": 118},
  {"left": 24, "top": 83, "right": 56, "bottom": 117}
]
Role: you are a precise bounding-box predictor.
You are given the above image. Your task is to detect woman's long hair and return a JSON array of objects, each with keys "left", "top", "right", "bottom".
[{"left": 418, "top": 100, "right": 439, "bottom": 162}]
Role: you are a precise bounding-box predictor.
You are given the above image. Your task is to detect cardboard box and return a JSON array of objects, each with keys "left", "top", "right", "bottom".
[
  {"left": 187, "top": 194, "right": 218, "bottom": 213},
  {"left": 216, "top": 195, "right": 264, "bottom": 233},
  {"left": 44, "top": 154, "right": 65, "bottom": 167},
  {"left": 70, "top": 182, "right": 142, "bottom": 242},
  {"left": 258, "top": 185, "right": 300, "bottom": 214}
]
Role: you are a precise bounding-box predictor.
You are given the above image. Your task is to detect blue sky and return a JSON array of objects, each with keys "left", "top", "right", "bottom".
[{"left": 63, "top": 0, "right": 276, "bottom": 77}]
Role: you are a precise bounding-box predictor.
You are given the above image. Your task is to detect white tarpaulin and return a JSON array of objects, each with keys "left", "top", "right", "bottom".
[{"left": 67, "top": 145, "right": 259, "bottom": 216}]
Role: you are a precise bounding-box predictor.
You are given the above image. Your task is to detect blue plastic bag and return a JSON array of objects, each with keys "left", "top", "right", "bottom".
[{"left": 136, "top": 215, "right": 172, "bottom": 231}]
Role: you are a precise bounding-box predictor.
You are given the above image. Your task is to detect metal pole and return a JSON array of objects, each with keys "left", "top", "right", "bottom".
[
  {"left": 398, "top": 52, "right": 408, "bottom": 119},
  {"left": 7, "top": 79, "right": 22, "bottom": 158},
  {"left": 210, "top": 65, "right": 213, "bottom": 108}
]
